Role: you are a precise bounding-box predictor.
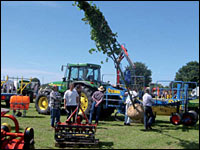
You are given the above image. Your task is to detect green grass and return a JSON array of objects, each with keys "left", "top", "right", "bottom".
[
  {"left": 1, "top": 102, "right": 199, "bottom": 149},
  {"left": 189, "top": 99, "right": 199, "bottom": 103}
]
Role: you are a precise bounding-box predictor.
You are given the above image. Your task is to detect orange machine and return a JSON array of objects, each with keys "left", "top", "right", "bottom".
[{"left": 10, "top": 95, "right": 30, "bottom": 110}]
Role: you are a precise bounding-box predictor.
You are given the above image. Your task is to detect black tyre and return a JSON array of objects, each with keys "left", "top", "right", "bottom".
[
  {"left": 24, "top": 127, "right": 34, "bottom": 149},
  {"left": 35, "top": 93, "right": 50, "bottom": 115},
  {"left": 182, "top": 111, "right": 198, "bottom": 126},
  {"left": 188, "top": 110, "right": 199, "bottom": 125},
  {"left": 28, "top": 92, "right": 34, "bottom": 103},
  {"left": 5, "top": 100, "right": 10, "bottom": 108},
  {"left": 170, "top": 113, "right": 182, "bottom": 125}
]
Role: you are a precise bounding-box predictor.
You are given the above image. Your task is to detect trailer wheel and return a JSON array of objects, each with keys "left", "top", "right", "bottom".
[
  {"left": 182, "top": 111, "right": 198, "bottom": 126},
  {"left": 188, "top": 110, "right": 199, "bottom": 125},
  {"left": 170, "top": 113, "right": 182, "bottom": 125}
]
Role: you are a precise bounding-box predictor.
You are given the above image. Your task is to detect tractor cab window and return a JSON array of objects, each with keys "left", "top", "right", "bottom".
[
  {"left": 70, "top": 67, "right": 78, "bottom": 80},
  {"left": 86, "top": 68, "right": 94, "bottom": 81},
  {"left": 69, "top": 66, "right": 101, "bottom": 82},
  {"left": 94, "top": 68, "right": 100, "bottom": 82},
  {"left": 78, "top": 67, "right": 85, "bottom": 81}
]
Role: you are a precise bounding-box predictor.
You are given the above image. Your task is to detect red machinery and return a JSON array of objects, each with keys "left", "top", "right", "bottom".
[
  {"left": 1, "top": 108, "right": 34, "bottom": 149},
  {"left": 55, "top": 106, "right": 99, "bottom": 147}
]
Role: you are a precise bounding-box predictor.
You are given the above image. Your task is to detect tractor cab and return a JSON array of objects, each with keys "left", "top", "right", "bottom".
[{"left": 61, "top": 63, "right": 101, "bottom": 89}]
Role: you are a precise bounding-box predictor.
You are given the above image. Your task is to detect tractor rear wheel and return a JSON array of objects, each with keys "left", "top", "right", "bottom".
[{"left": 35, "top": 94, "right": 50, "bottom": 115}]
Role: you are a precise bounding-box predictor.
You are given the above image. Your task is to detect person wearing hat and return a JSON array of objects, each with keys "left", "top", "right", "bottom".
[
  {"left": 89, "top": 86, "right": 105, "bottom": 125},
  {"left": 49, "top": 85, "right": 62, "bottom": 129}
]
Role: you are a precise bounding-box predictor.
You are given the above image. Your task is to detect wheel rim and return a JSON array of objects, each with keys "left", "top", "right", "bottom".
[
  {"left": 79, "top": 92, "right": 88, "bottom": 114},
  {"left": 38, "top": 97, "right": 48, "bottom": 111},
  {"left": 183, "top": 115, "right": 192, "bottom": 125},
  {"left": 172, "top": 115, "right": 180, "bottom": 125}
]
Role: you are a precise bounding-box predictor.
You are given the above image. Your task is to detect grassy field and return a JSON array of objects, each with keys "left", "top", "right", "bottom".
[{"left": 1, "top": 102, "right": 199, "bottom": 149}]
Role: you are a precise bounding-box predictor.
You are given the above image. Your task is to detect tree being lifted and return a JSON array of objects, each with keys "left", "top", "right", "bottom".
[{"left": 73, "top": 1, "right": 139, "bottom": 109}]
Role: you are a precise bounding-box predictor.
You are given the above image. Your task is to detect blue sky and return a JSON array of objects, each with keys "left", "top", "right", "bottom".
[{"left": 1, "top": 1, "right": 199, "bottom": 85}]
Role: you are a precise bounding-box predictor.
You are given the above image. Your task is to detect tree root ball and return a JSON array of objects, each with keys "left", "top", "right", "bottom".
[{"left": 127, "top": 103, "right": 144, "bottom": 121}]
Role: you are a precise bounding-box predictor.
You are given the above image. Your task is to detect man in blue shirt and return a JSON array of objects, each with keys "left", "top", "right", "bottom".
[{"left": 143, "top": 88, "right": 154, "bottom": 130}]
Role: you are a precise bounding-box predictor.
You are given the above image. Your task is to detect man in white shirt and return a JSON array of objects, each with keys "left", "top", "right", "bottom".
[
  {"left": 143, "top": 88, "right": 154, "bottom": 130},
  {"left": 64, "top": 83, "right": 79, "bottom": 123},
  {"left": 124, "top": 89, "right": 138, "bottom": 125}
]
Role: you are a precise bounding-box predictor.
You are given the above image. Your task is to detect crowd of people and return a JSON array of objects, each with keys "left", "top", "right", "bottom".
[
  {"left": 49, "top": 83, "right": 105, "bottom": 129},
  {"left": 49, "top": 83, "right": 155, "bottom": 131}
]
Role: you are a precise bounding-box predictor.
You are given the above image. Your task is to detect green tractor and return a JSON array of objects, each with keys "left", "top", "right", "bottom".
[{"left": 35, "top": 63, "right": 120, "bottom": 116}]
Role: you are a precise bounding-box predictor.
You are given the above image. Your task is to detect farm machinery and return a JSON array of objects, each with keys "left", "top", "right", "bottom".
[
  {"left": 1, "top": 76, "right": 40, "bottom": 107},
  {"left": 1, "top": 108, "right": 34, "bottom": 149},
  {"left": 1, "top": 76, "right": 40, "bottom": 117},
  {"left": 55, "top": 105, "right": 98, "bottom": 146},
  {"left": 35, "top": 63, "right": 127, "bottom": 118},
  {"left": 150, "top": 80, "right": 199, "bottom": 126},
  {"left": 35, "top": 44, "right": 144, "bottom": 121}
]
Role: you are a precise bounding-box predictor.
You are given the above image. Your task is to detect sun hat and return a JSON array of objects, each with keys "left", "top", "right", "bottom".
[{"left": 98, "top": 86, "right": 105, "bottom": 92}]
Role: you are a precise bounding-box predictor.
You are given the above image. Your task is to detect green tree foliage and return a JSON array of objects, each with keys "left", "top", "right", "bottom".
[
  {"left": 175, "top": 61, "right": 199, "bottom": 86},
  {"left": 73, "top": 1, "right": 121, "bottom": 64},
  {"left": 125, "top": 62, "right": 152, "bottom": 87},
  {"left": 74, "top": 1, "right": 139, "bottom": 106}
]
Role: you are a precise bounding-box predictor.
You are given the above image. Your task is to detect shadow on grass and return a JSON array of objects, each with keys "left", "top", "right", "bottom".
[
  {"left": 140, "top": 124, "right": 199, "bottom": 149},
  {"left": 154, "top": 119, "right": 171, "bottom": 124},
  {"left": 23, "top": 116, "right": 46, "bottom": 118},
  {"left": 11, "top": 126, "right": 24, "bottom": 131},
  {"left": 155, "top": 121, "right": 199, "bottom": 132},
  {"left": 97, "top": 126, "right": 108, "bottom": 130},
  {"left": 140, "top": 128, "right": 162, "bottom": 133},
  {"left": 165, "top": 124, "right": 199, "bottom": 132},
  {"left": 53, "top": 141, "right": 114, "bottom": 149},
  {"left": 99, "top": 122, "right": 124, "bottom": 127},
  {"left": 98, "top": 141, "right": 114, "bottom": 149},
  {"left": 164, "top": 132, "right": 199, "bottom": 149},
  {"left": 100, "top": 116, "right": 116, "bottom": 121}
]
